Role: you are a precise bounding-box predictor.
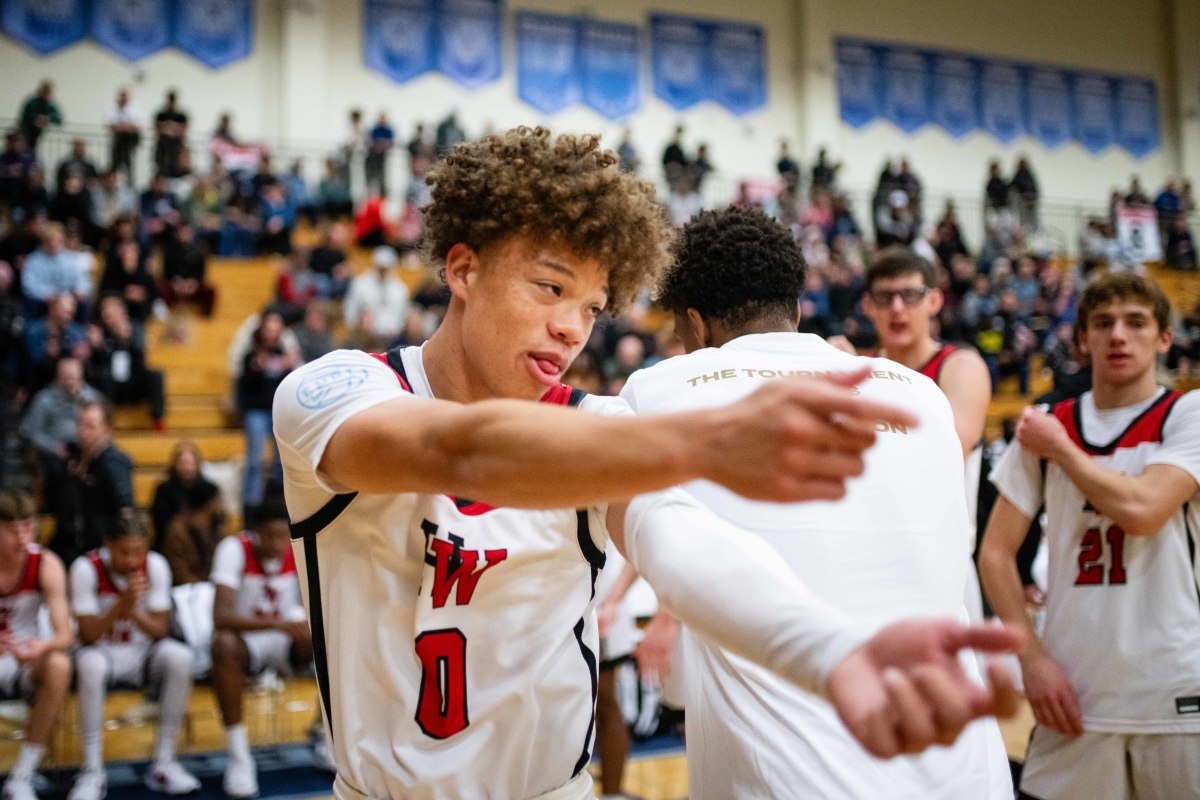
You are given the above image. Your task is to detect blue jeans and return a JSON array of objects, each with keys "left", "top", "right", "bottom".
[{"left": 243, "top": 409, "right": 282, "bottom": 507}]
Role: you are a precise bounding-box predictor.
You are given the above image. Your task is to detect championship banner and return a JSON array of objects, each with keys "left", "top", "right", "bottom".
[
  {"left": 835, "top": 39, "right": 881, "bottom": 129},
  {"left": 1072, "top": 73, "right": 1116, "bottom": 154},
  {"left": 435, "top": 0, "right": 501, "bottom": 90},
  {"left": 1025, "top": 67, "right": 1071, "bottom": 149},
  {"left": 980, "top": 61, "right": 1025, "bottom": 144},
  {"left": 930, "top": 54, "right": 978, "bottom": 138},
  {"left": 1113, "top": 78, "right": 1160, "bottom": 159},
  {"left": 708, "top": 21, "right": 765, "bottom": 116},
  {"left": 881, "top": 47, "right": 930, "bottom": 133},
  {"left": 649, "top": 14, "right": 708, "bottom": 111},
  {"left": 579, "top": 19, "right": 641, "bottom": 120},
  {"left": 2, "top": 0, "right": 88, "bottom": 55},
  {"left": 173, "top": 0, "right": 253, "bottom": 69},
  {"left": 363, "top": 0, "right": 435, "bottom": 84},
  {"left": 515, "top": 12, "right": 579, "bottom": 115},
  {"left": 92, "top": 0, "right": 170, "bottom": 62},
  {"left": 1115, "top": 203, "right": 1162, "bottom": 262}
]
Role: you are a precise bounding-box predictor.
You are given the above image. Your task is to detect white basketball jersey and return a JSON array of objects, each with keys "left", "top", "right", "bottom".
[
  {"left": 68, "top": 549, "right": 173, "bottom": 648},
  {"left": 0, "top": 546, "right": 44, "bottom": 640},
  {"left": 211, "top": 534, "right": 305, "bottom": 622},
  {"left": 275, "top": 347, "right": 619, "bottom": 800},
  {"left": 620, "top": 332, "right": 1011, "bottom": 800},
  {"left": 991, "top": 388, "right": 1200, "bottom": 733}
]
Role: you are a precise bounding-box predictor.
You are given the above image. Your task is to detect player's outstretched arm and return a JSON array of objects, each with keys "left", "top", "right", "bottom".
[
  {"left": 610, "top": 491, "right": 1022, "bottom": 758},
  {"left": 1015, "top": 406, "right": 1199, "bottom": 537},
  {"left": 278, "top": 358, "right": 915, "bottom": 509},
  {"left": 37, "top": 551, "right": 73, "bottom": 653}
]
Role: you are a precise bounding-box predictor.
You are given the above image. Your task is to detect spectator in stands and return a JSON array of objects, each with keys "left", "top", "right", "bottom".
[
  {"left": 666, "top": 177, "right": 703, "bottom": 228},
  {"left": 828, "top": 193, "right": 861, "bottom": 246},
  {"left": 1165, "top": 214, "right": 1197, "bottom": 272},
  {"left": 661, "top": 124, "right": 687, "bottom": 187},
  {"left": 318, "top": 158, "right": 353, "bottom": 221},
  {"left": 309, "top": 223, "right": 352, "bottom": 300},
  {"left": 984, "top": 161, "right": 1009, "bottom": 211},
  {"left": 90, "top": 170, "right": 137, "bottom": 233},
  {"left": 0, "top": 214, "right": 43, "bottom": 292},
  {"left": 282, "top": 159, "right": 316, "bottom": 227},
  {"left": 1011, "top": 257, "right": 1041, "bottom": 317},
  {"left": 139, "top": 173, "right": 181, "bottom": 247},
  {"left": 1124, "top": 175, "right": 1151, "bottom": 206},
  {"left": 236, "top": 312, "right": 298, "bottom": 513},
  {"left": 977, "top": 288, "right": 1035, "bottom": 395},
  {"left": 1040, "top": 319, "right": 1090, "bottom": 403},
  {"left": 1181, "top": 180, "right": 1196, "bottom": 214},
  {"left": 1155, "top": 179, "right": 1181, "bottom": 233},
  {"left": 258, "top": 182, "right": 294, "bottom": 255},
  {"left": 353, "top": 190, "right": 393, "bottom": 247},
  {"left": 616, "top": 128, "right": 640, "bottom": 174},
  {"left": 0, "top": 489, "right": 74, "bottom": 800},
  {"left": 100, "top": 239, "right": 156, "bottom": 336},
  {"left": 48, "top": 174, "right": 98, "bottom": 247},
  {"left": 292, "top": 301, "right": 335, "bottom": 363},
  {"left": 20, "top": 224, "right": 90, "bottom": 318},
  {"left": 17, "top": 81, "right": 61, "bottom": 158},
  {"left": 434, "top": 111, "right": 465, "bottom": 159},
  {"left": 1010, "top": 157, "right": 1039, "bottom": 231},
  {"left": 54, "top": 140, "right": 98, "bottom": 196},
  {"left": 874, "top": 159, "right": 901, "bottom": 206},
  {"left": 160, "top": 224, "right": 216, "bottom": 316},
  {"left": 810, "top": 147, "right": 837, "bottom": 192},
  {"left": 339, "top": 309, "right": 390, "bottom": 354},
  {"left": 185, "top": 173, "right": 225, "bottom": 253},
  {"left": 61, "top": 401, "right": 134, "bottom": 565},
  {"left": 343, "top": 246, "right": 410, "bottom": 341},
  {"left": 406, "top": 122, "right": 436, "bottom": 178},
  {"left": 17, "top": 168, "right": 50, "bottom": 224},
  {"left": 272, "top": 249, "right": 320, "bottom": 325},
  {"left": 777, "top": 141, "right": 799, "bottom": 191},
  {"left": 248, "top": 152, "right": 277, "bottom": 206},
  {"left": 0, "top": 132, "right": 35, "bottom": 223},
  {"left": 875, "top": 190, "right": 916, "bottom": 247},
  {"left": 210, "top": 497, "right": 328, "bottom": 798},
  {"left": 21, "top": 292, "right": 88, "bottom": 392},
  {"left": 153, "top": 90, "right": 189, "bottom": 178},
  {"left": 689, "top": 143, "right": 714, "bottom": 193},
  {"left": 69, "top": 514, "right": 200, "bottom": 800},
  {"left": 151, "top": 440, "right": 224, "bottom": 585},
  {"left": 87, "top": 295, "right": 166, "bottom": 431},
  {"left": 106, "top": 88, "right": 142, "bottom": 185},
  {"left": 366, "top": 112, "right": 394, "bottom": 197},
  {"left": 1168, "top": 302, "right": 1200, "bottom": 379},
  {"left": 897, "top": 159, "right": 922, "bottom": 207}
]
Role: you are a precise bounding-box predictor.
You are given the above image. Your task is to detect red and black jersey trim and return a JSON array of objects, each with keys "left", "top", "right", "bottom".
[
  {"left": 0, "top": 547, "right": 41, "bottom": 598},
  {"left": 571, "top": 509, "right": 603, "bottom": 779},
  {"left": 917, "top": 343, "right": 959, "bottom": 383},
  {"left": 1051, "top": 389, "right": 1182, "bottom": 455}
]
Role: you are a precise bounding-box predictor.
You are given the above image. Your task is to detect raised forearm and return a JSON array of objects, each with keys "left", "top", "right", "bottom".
[{"left": 1051, "top": 445, "right": 1157, "bottom": 536}]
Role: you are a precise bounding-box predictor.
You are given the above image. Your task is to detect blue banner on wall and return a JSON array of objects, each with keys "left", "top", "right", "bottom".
[
  {"left": 1072, "top": 73, "right": 1116, "bottom": 154},
  {"left": 881, "top": 47, "right": 930, "bottom": 133},
  {"left": 515, "top": 12, "right": 579, "bottom": 115},
  {"left": 835, "top": 40, "right": 880, "bottom": 130},
  {"left": 1113, "top": 78, "right": 1159, "bottom": 159},
  {"left": 980, "top": 61, "right": 1025, "bottom": 144},
  {"left": 1025, "top": 67, "right": 1072, "bottom": 149},
  {"left": 2, "top": 0, "right": 89, "bottom": 55},
  {"left": 92, "top": 0, "right": 169, "bottom": 62},
  {"left": 364, "top": 0, "right": 435, "bottom": 84},
  {"left": 650, "top": 15, "right": 708, "bottom": 111},
  {"left": 173, "top": 0, "right": 253, "bottom": 68},
  {"left": 930, "top": 54, "right": 978, "bottom": 138},
  {"left": 580, "top": 19, "right": 640, "bottom": 120},
  {"left": 436, "top": 0, "right": 501, "bottom": 89},
  {"left": 708, "top": 22, "right": 765, "bottom": 116}
]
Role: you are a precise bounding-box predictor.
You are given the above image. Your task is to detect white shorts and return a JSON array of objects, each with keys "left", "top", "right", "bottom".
[
  {"left": 331, "top": 769, "right": 593, "bottom": 800},
  {"left": 243, "top": 630, "right": 302, "bottom": 676},
  {"left": 0, "top": 654, "right": 34, "bottom": 701},
  {"left": 1020, "top": 726, "right": 1200, "bottom": 800},
  {"left": 75, "top": 638, "right": 189, "bottom": 693}
]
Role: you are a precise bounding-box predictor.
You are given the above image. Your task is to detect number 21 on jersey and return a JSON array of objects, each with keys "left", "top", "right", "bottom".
[{"left": 1075, "top": 521, "right": 1128, "bottom": 585}]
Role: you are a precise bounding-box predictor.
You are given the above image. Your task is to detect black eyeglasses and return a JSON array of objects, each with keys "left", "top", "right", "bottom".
[{"left": 866, "top": 287, "right": 930, "bottom": 307}]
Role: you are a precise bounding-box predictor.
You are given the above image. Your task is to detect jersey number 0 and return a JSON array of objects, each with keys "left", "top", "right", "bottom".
[{"left": 414, "top": 628, "right": 469, "bottom": 738}]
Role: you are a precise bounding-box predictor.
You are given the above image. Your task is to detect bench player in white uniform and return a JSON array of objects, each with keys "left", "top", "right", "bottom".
[
  {"left": 0, "top": 490, "right": 72, "bottom": 800},
  {"left": 209, "top": 498, "right": 317, "bottom": 797},
  {"left": 68, "top": 516, "right": 199, "bottom": 800},
  {"left": 980, "top": 272, "right": 1200, "bottom": 799},
  {"left": 620, "top": 206, "right": 1012, "bottom": 799},
  {"left": 273, "top": 127, "right": 1022, "bottom": 800}
]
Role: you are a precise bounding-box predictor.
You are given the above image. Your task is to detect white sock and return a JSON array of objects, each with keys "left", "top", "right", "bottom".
[
  {"left": 76, "top": 648, "right": 109, "bottom": 773},
  {"left": 154, "top": 642, "right": 194, "bottom": 765},
  {"left": 226, "top": 724, "right": 251, "bottom": 762},
  {"left": 9, "top": 743, "right": 45, "bottom": 781},
  {"left": 600, "top": 795, "right": 624, "bottom": 800}
]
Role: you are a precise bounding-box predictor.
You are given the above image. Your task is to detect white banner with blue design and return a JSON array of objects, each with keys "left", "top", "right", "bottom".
[
  {"left": 2, "top": 0, "right": 88, "bottom": 55},
  {"left": 708, "top": 22, "right": 765, "bottom": 116},
  {"left": 515, "top": 12, "right": 579, "bottom": 115},
  {"left": 882, "top": 47, "right": 930, "bottom": 133},
  {"left": 1072, "top": 73, "right": 1116, "bottom": 154},
  {"left": 580, "top": 19, "right": 641, "bottom": 120},
  {"left": 930, "top": 54, "right": 978, "bottom": 138},
  {"left": 650, "top": 14, "right": 708, "bottom": 111},
  {"left": 1025, "top": 67, "right": 1072, "bottom": 149},
  {"left": 1113, "top": 78, "right": 1159, "bottom": 159},
  {"left": 835, "top": 40, "right": 880, "bottom": 130},
  {"left": 363, "top": 0, "right": 435, "bottom": 84},
  {"left": 92, "top": 0, "right": 169, "bottom": 62},
  {"left": 980, "top": 61, "right": 1025, "bottom": 144},
  {"left": 173, "top": 0, "right": 253, "bottom": 68},
  {"left": 436, "top": 0, "right": 501, "bottom": 90}
]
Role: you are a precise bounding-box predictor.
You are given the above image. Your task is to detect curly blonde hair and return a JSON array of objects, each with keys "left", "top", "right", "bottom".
[{"left": 423, "top": 126, "right": 674, "bottom": 315}]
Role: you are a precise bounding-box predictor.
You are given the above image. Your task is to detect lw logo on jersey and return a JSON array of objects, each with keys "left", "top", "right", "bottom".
[{"left": 420, "top": 520, "right": 508, "bottom": 609}]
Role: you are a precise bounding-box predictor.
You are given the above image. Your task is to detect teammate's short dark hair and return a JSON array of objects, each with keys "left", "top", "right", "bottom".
[
  {"left": 104, "top": 511, "right": 147, "bottom": 542},
  {"left": 252, "top": 495, "right": 291, "bottom": 529},
  {"left": 422, "top": 126, "right": 674, "bottom": 315},
  {"left": 80, "top": 400, "right": 115, "bottom": 427},
  {"left": 1077, "top": 272, "right": 1171, "bottom": 334},
  {"left": 658, "top": 205, "right": 805, "bottom": 329},
  {"left": 865, "top": 247, "right": 939, "bottom": 291},
  {"left": 0, "top": 490, "right": 36, "bottom": 522}
]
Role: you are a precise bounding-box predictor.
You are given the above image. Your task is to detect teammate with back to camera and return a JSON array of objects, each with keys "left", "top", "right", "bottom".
[
  {"left": 980, "top": 272, "right": 1200, "bottom": 800},
  {"left": 273, "top": 126, "right": 1022, "bottom": 800},
  {"left": 619, "top": 205, "right": 1012, "bottom": 799},
  {"left": 0, "top": 490, "right": 72, "bottom": 800}
]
